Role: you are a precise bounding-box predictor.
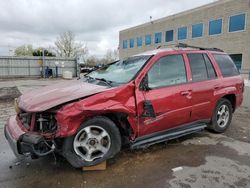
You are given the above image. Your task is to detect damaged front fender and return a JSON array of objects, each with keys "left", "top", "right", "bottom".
[{"left": 56, "top": 83, "right": 138, "bottom": 138}]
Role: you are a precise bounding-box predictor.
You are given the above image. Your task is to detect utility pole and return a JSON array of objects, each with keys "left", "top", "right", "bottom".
[
  {"left": 42, "top": 48, "right": 46, "bottom": 78},
  {"left": 42, "top": 48, "right": 45, "bottom": 69},
  {"left": 39, "top": 49, "right": 45, "bottom": 78}
]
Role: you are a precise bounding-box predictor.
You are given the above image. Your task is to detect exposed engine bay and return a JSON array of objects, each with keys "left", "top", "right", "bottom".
[
  {"left": 18, "top": 111, "right": 58, "bottom": 157},
  {"left": 36, "top": 113, "right": 57, "bottom": 133}
]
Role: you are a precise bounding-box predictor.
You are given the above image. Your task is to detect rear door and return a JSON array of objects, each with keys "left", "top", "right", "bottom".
[
  {"left": 135, "top": 53, "right": 192, "bottom": 137},
  {"left": 186, "top": 52, "right": 219, "bottom": 121}
]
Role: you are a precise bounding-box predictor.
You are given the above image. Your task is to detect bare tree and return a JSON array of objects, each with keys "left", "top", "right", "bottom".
[
  {"left": 54, "top": 31, "right": 88, "bottom": 58},
  {"left": 103, "top": 49, "right": 119, "bottom": 64},
  {"left": 86, "top": 55, "right": 100, "bottom": 66}
]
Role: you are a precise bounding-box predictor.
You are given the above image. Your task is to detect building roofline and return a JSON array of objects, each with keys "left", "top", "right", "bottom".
[{"left": 120, "top": 0, "right": 232, "bottom": 33}]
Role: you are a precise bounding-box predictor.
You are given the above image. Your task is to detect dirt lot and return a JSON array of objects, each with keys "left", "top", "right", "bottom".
[{"left": 0, "top": 79, "right": 250, "bottom": 188}]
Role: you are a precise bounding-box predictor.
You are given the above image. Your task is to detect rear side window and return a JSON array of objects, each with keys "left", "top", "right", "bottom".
[
  {"left": 213, "top": 54, "right": 239, "bottom": 77},
  {"left": 188, "top": 53, "right": 217, "bottom": 81}
]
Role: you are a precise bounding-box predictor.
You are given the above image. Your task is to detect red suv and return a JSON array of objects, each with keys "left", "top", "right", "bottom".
[{"left": 5, "top": 44, "right": 244, "bottom": 168}]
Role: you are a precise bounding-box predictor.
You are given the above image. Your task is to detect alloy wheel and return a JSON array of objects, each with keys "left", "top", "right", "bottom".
[
  {"left": 73, "top": 126, "right": 111, "bottom": 162},
  {"left": 216, "top": 104, "right": 230, "bottom": 128}
]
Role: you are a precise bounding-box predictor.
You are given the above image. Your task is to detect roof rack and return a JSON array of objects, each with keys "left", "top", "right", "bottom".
[{"left": 176, "top": 43, "right": 224, "bottom": 52}]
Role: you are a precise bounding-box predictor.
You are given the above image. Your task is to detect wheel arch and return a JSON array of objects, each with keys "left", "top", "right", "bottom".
[
  {"left": 101, "top": 113, "right": 134, "bottom": 146},
  {"left": 221, "top": 94, "right": 236, "bottom": 112}
]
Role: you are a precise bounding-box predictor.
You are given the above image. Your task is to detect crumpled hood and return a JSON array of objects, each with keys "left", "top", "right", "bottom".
[{"left": 18, "top": 80, "right": 109, "bottom": 112}]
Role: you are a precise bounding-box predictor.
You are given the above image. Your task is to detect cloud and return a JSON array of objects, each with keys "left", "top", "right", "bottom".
[{"left": 0, "top": 0, "right": 215, "bottom": 57}]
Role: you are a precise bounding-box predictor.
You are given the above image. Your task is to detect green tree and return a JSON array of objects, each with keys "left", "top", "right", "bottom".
[
  {"left": 32, "top": 48, "right": 55, "bottom": 57},
  {"left": 14, "top": 45, "right": 34, "bottom": 56}
]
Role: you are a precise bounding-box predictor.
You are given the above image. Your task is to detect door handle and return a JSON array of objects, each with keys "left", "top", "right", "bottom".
[
  {"left": 180, "top": 91, "right": 190, "bottom": 96},
  {"left": 214, "top": 85, "right": 221, "bottom": 90}
]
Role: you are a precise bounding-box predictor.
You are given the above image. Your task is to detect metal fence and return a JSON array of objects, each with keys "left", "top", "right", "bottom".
[
  {"left": 240, "top": 69, "right": 250, "bottom": 81},
  {"left": 0, "top": 56, "right": 77, "bottom": 78}
]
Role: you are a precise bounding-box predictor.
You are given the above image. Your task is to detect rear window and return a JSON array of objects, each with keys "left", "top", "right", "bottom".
[{"left": 213, "top": 54, "right": 239, "bottom": 77}]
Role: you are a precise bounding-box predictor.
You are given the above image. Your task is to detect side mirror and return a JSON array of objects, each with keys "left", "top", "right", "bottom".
[{"left": 140, "top": 74, "right": 150, "bottom": 91}]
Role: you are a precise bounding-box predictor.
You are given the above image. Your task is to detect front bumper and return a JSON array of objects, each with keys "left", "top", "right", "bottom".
[{"left": 4, "top": 116, "right": 26, "bottom": 157}]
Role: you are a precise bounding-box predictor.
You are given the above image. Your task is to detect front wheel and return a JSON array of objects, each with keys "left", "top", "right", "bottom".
[
  {"left": 208, "top": 98, "right": 233, "bottom": 133},
  {"left": 63, "top": 116, "right": 121, "bottom": 168}
]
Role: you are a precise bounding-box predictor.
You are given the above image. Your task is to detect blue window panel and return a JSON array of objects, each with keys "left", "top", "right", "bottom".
[
  {"left": 129, "top": 38, "right": 134, "bottom": 48},
  {"left": 192, "top": 23, "right": 203, "bottom": 38},
  {"left": 178, "top": 26, "right": 187, "bottom": 40},
  {"left": 155, "top": 32, "right": 162, "bottom": 44},
  {"left": 137, "top": 37, "right": 143, "bottom": 47},
  {"left": 229, "top": 13, "right": 246, "bottom": 32},
  {"left": 165, "top": 30, "right": 174, "bottom": 42},
  {"left": 145, "top": 35, "right": 151, "bottom": 45},
  {"left": 209, "top": 19, "right": 222, "bottom": 35},
  {"left": 123, "top": 40, "right": 128, "bottom": 49}
]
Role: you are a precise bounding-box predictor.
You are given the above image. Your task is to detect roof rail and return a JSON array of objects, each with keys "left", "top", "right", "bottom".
[{"left": 176, "top": 43, "right": 224, "bottom": 52}]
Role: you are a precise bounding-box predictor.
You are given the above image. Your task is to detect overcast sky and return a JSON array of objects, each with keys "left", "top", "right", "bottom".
[{"left": 0, "top": 0, "right": 216, "bottom": 57}]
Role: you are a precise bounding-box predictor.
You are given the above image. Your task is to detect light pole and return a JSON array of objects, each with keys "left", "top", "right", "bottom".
[
  {"left": 39, "top": 48, "right": 46, "bottom": 78},
  {"left": 42, "top": 48, "right": 46, "bottom": 78},
  {"left": 39, "top": 49, "right": 43, "bottom": 78}
]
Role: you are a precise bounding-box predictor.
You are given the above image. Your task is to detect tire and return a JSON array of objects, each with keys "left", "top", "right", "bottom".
[
  {"left": 208, "top": 98, "right": 233, "bottom": 133},
  {"left": 62, "top": 116, "right": 121, "bottom": 168}
]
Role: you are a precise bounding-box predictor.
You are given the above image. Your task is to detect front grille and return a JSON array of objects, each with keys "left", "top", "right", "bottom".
[{"left": 19, "top": 112, "right": 32, "bottom": 129}]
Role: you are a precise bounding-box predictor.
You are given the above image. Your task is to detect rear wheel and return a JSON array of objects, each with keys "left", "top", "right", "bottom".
[
  {"left": 208, "top": 98, "right": 233, "bottom": 133},
  {"left": 63, "top": 116, "right": 121, "bottom": 168}
]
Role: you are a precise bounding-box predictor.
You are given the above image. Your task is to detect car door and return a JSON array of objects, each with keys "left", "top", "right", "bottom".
[
  {"left": 185, "top": 52, "right": 219, "bottom": 121},
  {"left": 135, "top": 54, "right": 192, "bottom": 137}
]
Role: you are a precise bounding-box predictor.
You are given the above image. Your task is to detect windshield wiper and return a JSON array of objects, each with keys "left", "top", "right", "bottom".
[
  {"left": 84, "top": 75, "right": 112, "bottom": 87},
  {"left": 94, "top": 78, "right": 113, "bottom": 87},
  {"left": 84, "top": 75, "right": 92, "bottom": 79},
  {"left": 84, "top": 75, "right": 97, "bottom": 82}
]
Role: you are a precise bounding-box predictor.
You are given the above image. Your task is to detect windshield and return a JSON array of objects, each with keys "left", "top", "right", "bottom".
[{"left": 87, "top": 55, "right": 151, "bottom": 84}]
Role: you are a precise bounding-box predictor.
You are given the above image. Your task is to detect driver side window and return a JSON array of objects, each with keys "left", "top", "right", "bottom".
[{"left": 148, "top": 55, "right": 187, "bottom": 89}]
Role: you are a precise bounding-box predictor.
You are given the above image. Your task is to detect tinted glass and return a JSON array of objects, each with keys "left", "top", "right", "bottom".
[
  {"left": 129, "top": 38, "right": 134, "bottom": 48},
  {"left": 229, "top": 13, "right": 246, "bottom": 32},
  {"left": 148, "top": 55, "right": 187, "bottom": 88},
  {"left": 213, "top": 54, "right": 239, "bottom": 77},
  {"left": 145, "top": 35, "right": 151, "bottom": 45},
  {"left": 209, "top": 19, "right": 222, "bottom": 35},
  {"left": 165, "top": 30, "right": 174, "bottom": 42},
  {"left": 137, "top": 37, "right": 143, "bottom": 47},
  {"left": 188, "top": 53, "right": 208, "bottom": 81},
  {"left": 203, "top": 54, "right": 217, "bottom": 79},
  {"left": 123, "top": 40, "right": 128, "bottom": 49},
  {"left": 178, "top": 26, "right": 187, "bottom": 40},
  {"left": 230, "top": 54, "right": 242, "bottom": 70},
  {"left": 155, "top": 32, "right": 162, "bottom": 44},
  {"left": 192, "top": 23, "right": 203, "bottom": 38}
]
